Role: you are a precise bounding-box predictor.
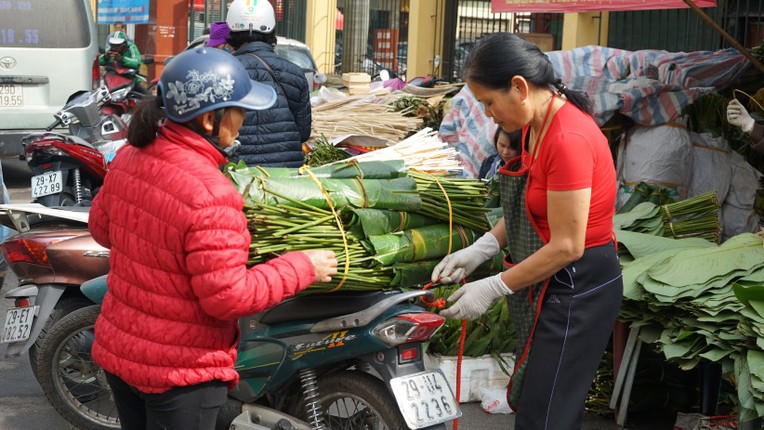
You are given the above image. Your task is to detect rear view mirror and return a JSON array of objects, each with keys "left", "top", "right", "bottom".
[{"left": 142, "top": 56, "right": 155, "bottom": 65}]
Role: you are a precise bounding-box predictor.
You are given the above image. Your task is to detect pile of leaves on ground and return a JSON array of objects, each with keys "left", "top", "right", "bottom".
[{"left": 614, "top": 192, "right": 764, "bottom": 421}]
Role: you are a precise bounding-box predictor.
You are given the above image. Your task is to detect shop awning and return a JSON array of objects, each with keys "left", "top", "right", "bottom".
[{"left": 491, "top": 0, "right": 716, "bottom": 13}]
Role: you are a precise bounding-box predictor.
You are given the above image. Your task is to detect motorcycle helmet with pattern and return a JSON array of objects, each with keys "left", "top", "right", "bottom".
[{"left": 157, "top": 47, "right": 276, "bottom": 123}]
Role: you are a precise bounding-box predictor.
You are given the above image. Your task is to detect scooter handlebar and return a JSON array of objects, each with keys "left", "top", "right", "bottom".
[{"left": 46, "top": 117, "right": 63, "bottom": 131}]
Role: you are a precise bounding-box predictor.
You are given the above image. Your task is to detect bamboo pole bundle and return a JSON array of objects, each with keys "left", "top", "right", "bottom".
[
  {"left": 326, "top": 128, "right": 463, "bottom": 175},
  {"left": 310, "top": 88, "right": 423, "bottom": 144}
]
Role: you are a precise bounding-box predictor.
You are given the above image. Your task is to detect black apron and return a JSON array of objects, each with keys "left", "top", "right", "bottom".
[{"left": 498, "top": 104, "right": 623, "bottom": 429}]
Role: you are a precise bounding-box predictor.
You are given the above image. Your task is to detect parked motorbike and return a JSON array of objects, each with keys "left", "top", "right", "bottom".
[
  {"left": 20, "top": 57, "right": 155, "bottom": 208},
  {"left": 21, "top": 85, "right": 128, "bottom": 207},
  {"left": 0, "top": 204, "right": 115, "bottom": 429},
  {"left": 0, "top": 205, "right": 106, "bottom": 363},
  {"left": 100, "top": 60, "right": 154, "bottom": 121},
  {"left": 35, "top": 275, "right": 461, "bottom": 430}
]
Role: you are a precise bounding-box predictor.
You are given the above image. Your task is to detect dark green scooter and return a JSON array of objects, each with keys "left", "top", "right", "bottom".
[{"left": 76, "top": 275, "right": 460, "bottom": 430}]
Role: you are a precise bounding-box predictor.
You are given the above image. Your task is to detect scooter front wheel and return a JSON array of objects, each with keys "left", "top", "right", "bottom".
[{"left": 295, "top": 370, "right": 409, "bottom": 430}]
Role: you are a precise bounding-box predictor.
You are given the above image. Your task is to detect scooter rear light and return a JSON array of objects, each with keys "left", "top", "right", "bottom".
[
  {"left": 371, "top": 312, "right": 445, "bottom": 347},
  {"left": 399, "top": 345, "right": 420, "bottom": 363},
  {"left": 0, "top": 235, "right": 76, "bottom": 267},
  {"left": 14, "top": 298, "right": 30, "bottom": 308}
]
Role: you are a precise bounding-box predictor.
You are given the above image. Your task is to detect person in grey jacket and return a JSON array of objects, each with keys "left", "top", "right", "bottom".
[
  {"left": 727, "top": 98, "right": 764, "bottom": 153},
  {"left": 224, "top": 0, "right": 311, "bottom": 167}
]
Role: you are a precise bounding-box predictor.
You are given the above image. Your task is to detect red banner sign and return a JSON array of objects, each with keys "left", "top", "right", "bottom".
[{"left": 492, "top": 0, "right": 716, "bottom": 13}]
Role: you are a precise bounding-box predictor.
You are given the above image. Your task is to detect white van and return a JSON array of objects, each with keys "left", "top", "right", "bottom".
[{"left": 0, "top": 0, "right": 100, "bottom": 157}]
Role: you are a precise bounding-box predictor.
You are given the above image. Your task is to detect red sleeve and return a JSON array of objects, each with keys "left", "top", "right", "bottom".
[
  {"left": 542, "top": 132, "right": 595, "bottom": 191},
  {"left": 184, "top": 202, "right": 316, "bottom": 321}
]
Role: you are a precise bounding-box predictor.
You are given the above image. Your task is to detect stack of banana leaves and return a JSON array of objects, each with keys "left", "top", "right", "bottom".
[
  {"left": 615, "top": 190, "right": 764, "bottom": 421},
  {"left": 223, "top": 159, "right": 502, "bottom": 293}
]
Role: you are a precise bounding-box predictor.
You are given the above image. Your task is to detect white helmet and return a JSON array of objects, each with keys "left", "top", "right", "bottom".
[
  {"left": 226, "top": 0, "right": 276, "bottom": 33},
  {"left": 107, "top": 31, "right": 128, "bottom": 46}
]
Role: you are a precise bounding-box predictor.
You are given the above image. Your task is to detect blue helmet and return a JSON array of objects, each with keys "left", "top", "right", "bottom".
[{"left": 158, "top": 47, "right": 276, "bottom": 123}]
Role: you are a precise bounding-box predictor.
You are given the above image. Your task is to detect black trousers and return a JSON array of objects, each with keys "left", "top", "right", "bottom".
[
  {"left": 515, "top": 242, "right": 623, "bottom": 430},
  {"left": 105, "top": 372, "right": 228, "bottom": 430}
]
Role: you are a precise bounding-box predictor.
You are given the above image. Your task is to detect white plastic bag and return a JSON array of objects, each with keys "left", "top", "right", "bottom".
[
  {"left": 686, "top": 131, "right": 731, "bottom": 202},
  {"left": 616, "top": 122, "right": 692, "bottom": 208},
  {"left": 477, "top": 387, "right": 513, "bottom": 414}
]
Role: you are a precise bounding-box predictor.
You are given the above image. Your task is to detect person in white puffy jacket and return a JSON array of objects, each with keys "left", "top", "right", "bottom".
[{"left": 727, "top": 98, "right": 764, "bottom": 153}]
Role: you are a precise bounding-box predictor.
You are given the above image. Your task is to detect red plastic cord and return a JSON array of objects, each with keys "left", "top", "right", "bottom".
[
  {"left": 419, "top": 278, "right": 466, "bottom": 430},
  {"left": 453, "top": 319, "right": 467, "bottom": 430},
  {"left": 420, "top": 279, "right": 447, "bottom": 309}
]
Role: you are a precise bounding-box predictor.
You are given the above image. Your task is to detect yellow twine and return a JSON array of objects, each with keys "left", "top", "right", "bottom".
[
  {"left": 298, "top": 165, "right": 350, "bottom": 292},
  {"left": 733, "top": 89, "right": 764, "bottom": 113},
  {"left": 255, "top": 165, "right": 271, "bottom": 178},
  {"left": 412, "top": 169, "right": 454, "bottom": 255}
]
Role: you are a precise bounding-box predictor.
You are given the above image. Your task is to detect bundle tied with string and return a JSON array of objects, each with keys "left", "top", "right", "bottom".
[{"left": 225, "top": 160, "right": 498, "bottom": 293}]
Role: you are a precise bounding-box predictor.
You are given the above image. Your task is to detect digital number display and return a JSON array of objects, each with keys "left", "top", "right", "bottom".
[
  {"left": 0, "top": 0, "right": 85, "bottom": 48},
  {"left": 0, "top": 2, "right": 37, "bottom": 46}
]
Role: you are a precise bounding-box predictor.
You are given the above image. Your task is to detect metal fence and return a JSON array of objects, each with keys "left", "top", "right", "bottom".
[
  {"left": 608, "top": 0, "right": 764, "bottom": 51},
  {"left": 440, "top": 1, "right": 563, "bottom": 81},
  {"left": 335, "top": 0, "right": 410, "bottom": 78},
  {"left": 275, "top": 0, "right": 307, "bottom": 41}
]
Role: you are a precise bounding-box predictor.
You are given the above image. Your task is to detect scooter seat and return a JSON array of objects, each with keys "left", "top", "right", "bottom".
[{"left": 256, "top": 289, "right": 398, "bottom": 325}]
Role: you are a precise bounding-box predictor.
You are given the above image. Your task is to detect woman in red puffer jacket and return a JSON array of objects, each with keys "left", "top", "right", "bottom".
[{"left": 88, "top": 48, "right": 337, "bottom": 430}]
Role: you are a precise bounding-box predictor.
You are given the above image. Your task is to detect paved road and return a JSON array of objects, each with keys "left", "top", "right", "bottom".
[{"left": 0, "top": 159, "right": 673, "bottom": 430}]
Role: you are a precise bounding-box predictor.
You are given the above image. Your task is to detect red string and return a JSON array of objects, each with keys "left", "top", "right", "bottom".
[
  {"left": 453, "top": 318, "right": 467, "bottom": 430},
  {"left": 420, "top": 278, "right": 467, "bottom": 430},
  {"left": 419, "top": 279, "right": 447, "bottom": 308}
]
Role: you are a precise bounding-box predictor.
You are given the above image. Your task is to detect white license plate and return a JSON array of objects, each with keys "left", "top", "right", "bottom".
[
  {"left": 1, "top": 306, "right": 35, "bottom": 344},
  {"left": 0, "top": 84, "right": 22, "bottom": 108},
  {"left": 390, "top": 370, "right": 461, "bottom": 429},
  {"left": 31, "top": 171, "right": 63, "bottom": 198}
]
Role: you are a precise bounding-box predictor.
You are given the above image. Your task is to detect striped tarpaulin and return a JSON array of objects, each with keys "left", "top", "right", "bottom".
[{"left": 545, "top": 46, "right": 751, "bottom": 126}]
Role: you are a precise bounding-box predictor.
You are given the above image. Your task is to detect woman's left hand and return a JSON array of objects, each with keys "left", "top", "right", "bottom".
[{"left": 440, "top": 273, "right": 511, "bottom": 320}]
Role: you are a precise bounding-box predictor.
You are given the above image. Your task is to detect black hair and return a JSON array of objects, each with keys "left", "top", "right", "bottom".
[
  {"left": 463, "top": 33, "right": 592, "bottom": 115},
  {"left": 227, "top": 29, "right": 277, "bottom": 50},
  {"left": 127, "top": 96, "right": 166, "bottom": 148},
  {"left": 114, "top": 21, "right": 123, "bottom": 26},
  {"left": 494, "top": 128, "right": 523, "bottom": 153},
  {"left": 202, "top": 27, "right": 211, "bottom": 35}
]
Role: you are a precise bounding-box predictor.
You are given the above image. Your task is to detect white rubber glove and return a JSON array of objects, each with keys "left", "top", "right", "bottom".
[
  {"left": 431, "top": 232, "right": 501, "bottom": 283},
  {"left": 727, "top": 99, "right": 755, "bottom": 133},
  {"left": 440, "top": 273, "right": 513, "bottom": 320}
]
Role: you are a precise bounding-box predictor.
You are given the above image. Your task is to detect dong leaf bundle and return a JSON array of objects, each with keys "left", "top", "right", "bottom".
[{"left": 226, "top": 160, "right": 491, "bottom": 293}]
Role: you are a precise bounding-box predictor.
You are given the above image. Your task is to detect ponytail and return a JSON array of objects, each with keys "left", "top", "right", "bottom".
[
  {"left": 127, "top": 96, "right": 166, "bottom": 148},
  {"left": 553, "top": 78, "right": 593, "bottom": 116}
]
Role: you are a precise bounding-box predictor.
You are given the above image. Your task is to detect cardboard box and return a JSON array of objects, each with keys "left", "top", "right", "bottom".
[{"left": 425, "top": 353, "right": 515, "bottom": 403}]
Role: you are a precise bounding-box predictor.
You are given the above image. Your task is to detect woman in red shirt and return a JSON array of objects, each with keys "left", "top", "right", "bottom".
[
  {"left": 432, "top": 33, "right": 622, "bottom": 429},
  {"left": 89, "top": 48, "right": 337, "bottom": 430}
]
